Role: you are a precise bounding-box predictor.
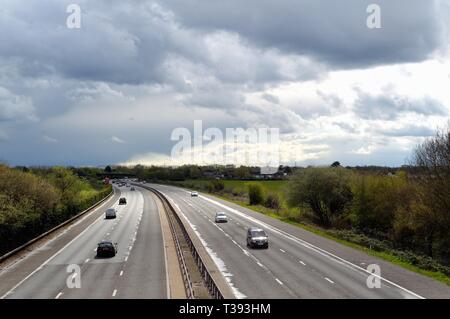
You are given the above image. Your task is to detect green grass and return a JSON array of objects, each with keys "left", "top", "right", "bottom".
[
  {"left": 207, "top": 191, "right": 450, "bottom": 286},
  {"left": 164, "top": 179, "right": 450, "bottom": 286}
]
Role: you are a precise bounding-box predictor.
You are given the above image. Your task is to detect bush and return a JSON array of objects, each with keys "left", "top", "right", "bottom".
[
  {"left": 287, "top": 167, "right": 353, "bottom": 226},
  {"left": 248, "top": 183, "right": 264, "bottom": 205},
  {"left": 207, "top": 179, "right": 225, "bottom": 193},
  {"left": 0, "top": 165, "right": 111, "bottom": 255},
  {"left": 264, "top": 192, "right": 281, "bottom": 211}
]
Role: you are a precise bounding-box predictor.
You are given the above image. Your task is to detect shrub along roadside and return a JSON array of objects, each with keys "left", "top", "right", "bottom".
[
  {"left": 161, "top": 176, "right": 450, "bottom": 285},
  {"left": 0, "top": 165, "right": 111, "bottom": 256}
]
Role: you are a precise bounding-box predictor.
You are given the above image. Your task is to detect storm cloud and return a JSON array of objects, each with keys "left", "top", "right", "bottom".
[{"left": 0, "top": 1, "right": 449, "bottom": 166}]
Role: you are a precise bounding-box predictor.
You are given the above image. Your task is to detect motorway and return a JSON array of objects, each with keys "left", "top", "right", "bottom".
[
  {"left": 148, "top": 183, "right": 450, "bottom": 299},
  {"left": 2, "top": 181, "right": 450, "bottom": 299},
  {"left": 0, "top": 186, "right": 167, "bottom": 299}
]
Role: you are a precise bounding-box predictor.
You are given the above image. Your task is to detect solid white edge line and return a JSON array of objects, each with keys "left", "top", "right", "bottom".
[
  {"left": 0, "top": 191, "right": 115, "bottom": 299},
  {"left": 179, "top": 189, "right": 424, "bottom": 299}
]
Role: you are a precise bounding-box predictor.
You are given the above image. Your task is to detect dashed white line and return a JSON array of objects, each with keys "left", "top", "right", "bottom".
[
  {"left": 124, "top": 256, "right": 128, "bottom": 262},
  {"left": 119, "top": 271, "right": 124, "bottom": 276},
  {"left": 84, "top": 258, "right": 90, "bottom": 263},
  {"left": 279, "top": 249, "right": 286, "bottom": 253},
  {"left": 325, "top": 277, "right": 335, "bottom": 284},
  {"left": 55, "top": 292, "right": 63, "bottom": 299},
  {"left": 299, "top": 260, "right": 306, "bottom": 266},
  {"left": 112, "top": 289, "right": 117, "bottom": 297},
  {"left": 275, "top": 278, "right": 284, "bottom": 285}
]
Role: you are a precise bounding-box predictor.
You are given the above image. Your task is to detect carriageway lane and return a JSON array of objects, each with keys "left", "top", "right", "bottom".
[
  {"left": 1, "top": 187, "right": 167, "bottom": 299},
  {"left": 150, "top": 184, "right": 425, "bottom": 299}
]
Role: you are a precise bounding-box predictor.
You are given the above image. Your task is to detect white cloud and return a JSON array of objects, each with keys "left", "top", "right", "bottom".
[
  {"left": 111, "top": 136, "right": 126, "bottom": 144},
  {"left": 43, "top": 135, "right": 58, "bottom": 143}
]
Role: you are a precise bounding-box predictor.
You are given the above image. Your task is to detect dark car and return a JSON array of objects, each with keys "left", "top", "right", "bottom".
[
  {"left": 119, "top": 197, "right": 127, "bottom": 205},
  {"left": 96, "top": 240, "right": 118, "bottom": 257},
  {"left": 246, "top": 227, "right": 269, "bottom": 249}
]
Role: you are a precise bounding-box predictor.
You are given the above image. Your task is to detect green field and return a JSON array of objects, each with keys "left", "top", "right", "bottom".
[{"left": 173, "top": 179, "right": 288, "bottom": 200}]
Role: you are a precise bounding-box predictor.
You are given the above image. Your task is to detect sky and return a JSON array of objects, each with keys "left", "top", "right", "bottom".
[{"left": 0, "top": 0, "right": 449, "bottom": 167}]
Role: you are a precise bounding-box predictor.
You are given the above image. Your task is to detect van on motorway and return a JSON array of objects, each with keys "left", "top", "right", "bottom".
[{"left": 246, "top": 227, "right": 269, "bottom": 249}]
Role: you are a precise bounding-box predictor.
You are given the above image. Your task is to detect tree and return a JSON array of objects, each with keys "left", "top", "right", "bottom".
[
  {"left": 409, "top": 124, "right": 450, "bottom": 257},
  {"left": 248, "top": 183, "right": 264, "bottom": 205},
  {"left": 287, "top": 167, "right": 353, "bottom": 226},
  {"left": 331, "top": 161, "right": 341, "bottom": 167},
  {"left": 235, "top": 166, "right": 251, "bottom": 179},
  {"left": 104, "top": 165, "right": 112, "bottom": 173}
]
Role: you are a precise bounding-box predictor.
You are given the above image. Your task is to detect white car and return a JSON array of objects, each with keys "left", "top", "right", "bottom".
[
  {"left": 105, "top": 208, "right": 117, "bottom": 219},
  {"left": 215, "top": 212, "right": 228, "bottom": 223},
  {"left": 191, "top": 191, "right": 199, "bottom": 197}
]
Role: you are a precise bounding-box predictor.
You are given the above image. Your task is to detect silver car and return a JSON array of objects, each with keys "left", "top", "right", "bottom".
[
  {"left": 246, "top": 227, "right": 269, "bottom": 249},
  {"left": 215, "top": 212, "right": 228, "bottom": 223}
]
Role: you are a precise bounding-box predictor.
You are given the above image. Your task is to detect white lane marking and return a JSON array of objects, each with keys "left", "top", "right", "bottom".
[
  {"left": 275, "top": 278, "right": 284, "bottom": 285},
  {"left": 299, "top": 260, "right": 306, "bottom": 266},
  {"left": 1, "top": 207, "right": 109, "bottom": 299},
  {"left": 124, "top": 256, "right": 128, "bottom": 262},
  {"left": 325, "top": 277, "right": 335, "bottom": 284},
  {"left": 112, "top": 289, "right": 117, "bottom": 297},
  {"left": 167, "top": 200, "right": 246, "bottom": 299},
  {"left": 193, "top": 192, "right": 424, "bottom": 299},
  {"left": 119, "top": 271, "right": 123, "bottom": 276},
  {"left": 167, "top": 196, "right": 301, "bottom": 299},
  {"left": 55, "top": 292, "right": 63, "bottom": 299},
  {"left": 279, "top": 249, "right": 286, "bottom": 253},
  {"left": 84, "top": 258, "right": 90, "bottom": 263}
]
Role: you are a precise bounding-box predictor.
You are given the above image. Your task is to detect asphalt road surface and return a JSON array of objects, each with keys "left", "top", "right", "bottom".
[
  {"left": 148, "top": 183, "right": 450, "bottom": 299},
  {"left": 0, "top": 186, "right": 167, "bottom": 299}
]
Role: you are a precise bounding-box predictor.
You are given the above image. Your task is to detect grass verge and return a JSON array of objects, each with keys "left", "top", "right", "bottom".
[{"left": 207, "top": 192, "right": 450, "bottom": 286}]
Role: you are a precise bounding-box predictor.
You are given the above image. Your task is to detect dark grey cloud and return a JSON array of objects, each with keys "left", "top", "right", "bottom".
[
  {"left": 162, "top": 0, "right": 444, "bottom": 68},
  {"left": 354, "top": 91, "right": 448, "bottom": 120},
  {"left": 0, "top": 0, "right": 448, "bottom": 167}
]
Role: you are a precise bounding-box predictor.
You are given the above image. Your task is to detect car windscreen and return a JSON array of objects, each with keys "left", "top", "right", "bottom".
[
  {"left": 98, "top": 242, "right": 113, "bottom": 247},
  {"left": 251, "top": 230, "right": 266, "bottom": 237}
]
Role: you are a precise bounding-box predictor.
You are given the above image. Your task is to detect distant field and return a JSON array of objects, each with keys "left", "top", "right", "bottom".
[{"left": 173, "top": 179, "right": 289, "bottom": 200}]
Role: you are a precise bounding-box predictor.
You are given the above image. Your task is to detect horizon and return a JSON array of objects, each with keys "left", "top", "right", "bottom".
[{"left": 1, "top": 1, "right": 449, "bottom": 167}]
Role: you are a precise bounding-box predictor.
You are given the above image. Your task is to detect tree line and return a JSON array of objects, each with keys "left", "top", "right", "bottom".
[{"left": 0, "top": 166, "right": 111, "bottom": 255}]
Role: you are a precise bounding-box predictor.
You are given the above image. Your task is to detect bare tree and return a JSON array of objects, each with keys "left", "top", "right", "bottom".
[{"left": 411, "top": 123, "right": 450, "bottom": 257}]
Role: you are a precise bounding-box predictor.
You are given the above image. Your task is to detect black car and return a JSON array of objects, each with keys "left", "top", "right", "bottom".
[
  {"left": 96, "top": 240, "right": 118, "bottom": 257},
  {"left": 119, "top": 197, "right": 127, "bottom": 205},
  {"left": 246, "top": 227, "right": 269, "bottom": 249}
]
